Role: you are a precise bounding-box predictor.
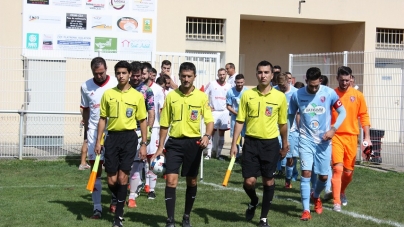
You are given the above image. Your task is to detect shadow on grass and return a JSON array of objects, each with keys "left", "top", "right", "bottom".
[
  {"left": 125, "top": 210, "right": 167, "bottom": 227},
  {"left": 63, "top": 154, "right": 81, "bottom": 168},
  {"left": 193, "top": 207, "right": 245, "bottom": 224}
]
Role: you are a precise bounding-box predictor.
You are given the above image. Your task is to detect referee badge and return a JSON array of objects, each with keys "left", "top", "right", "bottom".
[
  {"left": 126, "top": 108, "right": 133, "bottom": 118},
  {"left": 190, "top": 110, "right": 198, "bottom": 120},
  {"left": 265, "top": 106, "right": 272, "bottom": 117}
]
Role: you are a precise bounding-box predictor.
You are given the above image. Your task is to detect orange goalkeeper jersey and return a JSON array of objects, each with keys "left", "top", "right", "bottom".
[{"left": 331, "top": 87, "right": 370, "bottom": 135}]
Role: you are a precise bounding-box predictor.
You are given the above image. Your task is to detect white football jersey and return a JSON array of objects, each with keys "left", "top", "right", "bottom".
[
  {"left": 148, "top": 82, "right": 165, "bottom": 127},
  {"left": 205, "top": 80, "right": 231, "bottom": 111},
  {"left": 80, "top": 75, "right": 117, "bottom": 130},
  {"left": 227, "top": 73, "right": 237, "bottom": 88}
]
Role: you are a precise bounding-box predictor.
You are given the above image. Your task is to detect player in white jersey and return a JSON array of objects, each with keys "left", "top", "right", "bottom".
[
  {"left": 142, "top": 62, "right": 165, "bottom": 199},
  {"left": 205, "top": 68, "right": 232, "bottom": 160},
  {"left": 80, "top": 57, "right": 117, "bottom": 219},
  {"left": 225, "top": 63, "right": 237, "bottom": 87}
]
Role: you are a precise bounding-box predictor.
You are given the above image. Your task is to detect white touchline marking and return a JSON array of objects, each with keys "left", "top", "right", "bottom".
[{"left": 0, "top": 185, "right": 85, "bottom": 189}]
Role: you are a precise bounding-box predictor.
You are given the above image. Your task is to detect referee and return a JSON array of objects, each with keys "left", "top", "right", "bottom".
[
  {"left": 230, "top": 60, "right": 289, "bottom": 227},
  {"left": 152, "top": 62, "right": 214, "bottom": 227},
  {"left": 95, "top": 61, "right": 148, "bottom": 227}
]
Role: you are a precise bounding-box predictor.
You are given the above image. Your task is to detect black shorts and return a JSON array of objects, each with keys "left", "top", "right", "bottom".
[
  {"left": 164, "top": 137, "right": 203, "bottom": 177},
  {"left": 84, "top": 130, "right": 87, "bottom": 140},
  {"left": 104, "top": 130, "right": 138, "bottom": 173},
  {"left": 242, "top": 136, "right": 280, "bottom": 178}
]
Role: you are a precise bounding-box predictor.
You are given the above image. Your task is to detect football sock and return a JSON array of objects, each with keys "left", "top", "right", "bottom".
[
  {"left": 286, "top": 163, "right": 294, "bottom": 181},
  {"left": 332, "top": 165, "right": 343, "bottom": 204},
  {"left": 129, "top": 171, "right": 141, "bottom": 200},
  {"left": 108, "top": 183, "right": 118, "bottom": 199},
  {"left": 149, "top": 171, "right": 157, "bottom": 192},
  {"left": 92, "top": 177, "right": 102, "bottom": 211},
  {"left": 115, "top": 184, "right": 127, "bottom": 218},
  {"left": 300, "top": 177, "right": 311, "bottom": 212},
  {"left": 310, "top": 171, "right": 317, "bottom": 190},
  {"left": 243, "top": 184, "right": 258, "bottom": 205},
  {"left": 341, "top": 170, "right": 353, "bottom": 194},
  {"left": 145, "top": 163, "right": 150, "bottom": 188},
  {"left": 260, "top": 184, "right": 275, "bottom": 219},
  {"left": 165, "top": 186, "right": 176, "bottom": 219},
  {"left": 184, "top": 185, "right": 197, "bottom": 215},
  {"left": 314, "top": 177, "right": 327, "bottom": 198},
  {"left": 325, "top": 165, "right": 332, "bottom": 192},
  {"left": 292, "top": 158, "right": 299, "bottom": 180}
]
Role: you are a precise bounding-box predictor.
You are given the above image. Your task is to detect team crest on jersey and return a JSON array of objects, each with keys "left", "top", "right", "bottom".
[
  {"left": 126, "top": 108, "right": 133, "bottom": 118},
  {"left": 265, "top": 106, "right": 272, "bottom": 117},
  {"left": 320, "top": 96, "right": 326, "bottom": 103},
  {"left": 350, "top": 96, "right": 355, "bottom": 102},
  {"left": 190, "top": 110, "right": 198, "bottom": 120}
]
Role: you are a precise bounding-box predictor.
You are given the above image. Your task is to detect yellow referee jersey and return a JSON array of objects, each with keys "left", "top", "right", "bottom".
[
  {"left": 236, "top": 87, "right": 287, "bottom": 139},
  {"left": 100, "top": 87, "right": 147, "bottom": 131},
  {"left": 160, "top": 87, "right": 213, "bottom": 138}
]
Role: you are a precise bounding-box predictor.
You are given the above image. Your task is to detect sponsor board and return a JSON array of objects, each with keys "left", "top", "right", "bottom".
[
  {"left": 109, "top": 0, "right": 127, "bottom": 10},
  {"left": 117, "top": 17, "right": 138, "bottom": 32},
  {"left": 26, "top": 33, "right": 39, "bottom": 49},
  {"left": 143, "top": 18, "right": 152, "bottom": 33},
  {"left": 86, "top": 0, "right": 106, "bottom": 10},
  {"left": 132, "top": 0, "right": 155, "bottom": 12},
  {"left": 120, "top": 39, "right": 152, "bottom": 51},
  {"left": 53, "top": 0, "right": 81, "bottom": 7},
  {"left": 66, "top": 13, "right": 87, "bottom": 30},
  {"left": 94, "top": 37, "right": 117, "bottom": 52},
  {"left": 27, "top": 0, "right": 49, "bottom": 5},
  {"left": 56, "top": 35, "right": 91, "bottom": 50},
  {"left": 42, "top": 34, "right": 53, "bottom": 50},
  {"left": 92, "top": 15, "right": 113, "bottom": 30},
  {"left": 28, "top": 15, "right": 61, "bottom": 24}
]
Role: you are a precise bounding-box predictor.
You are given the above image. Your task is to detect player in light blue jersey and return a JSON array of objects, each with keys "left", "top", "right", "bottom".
[
  {"left": 288, "top": 67, "right": 346, "bottom": 221},
  {"left": 274, "top": 73, "right": 299, "bottom": 187},
  {"left": 226, "top": 74, "right": 248, "bottom": 162}
]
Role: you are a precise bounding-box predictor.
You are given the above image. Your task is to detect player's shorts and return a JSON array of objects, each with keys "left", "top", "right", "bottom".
[
  {"left": 286, "top": 131, "right": 299, "bottom": 158},
  {"left": 299, "top": 137, "right": 331, "bottom": 175},
  {"left": 104, "top": 130, "right": 138, "bottom": 173},
  {"left": 242, "top": 136, "right": 280, "bottom": 178},
  {"left": 147, "top": 127, "right": 160, "bottom": 155},
  {"left": 332, "top": 133, "right": 358, "bottom": 170},
  {"left": 164, "top": 137, "right": 203, "bottom": 177},
  {"left": 212, "top": 110, "right": 230, "bottom": 130},
  {"left": 230, "top": 117, "right": 246, "bottom": 137},
  {"left": 87, "top": 129, "right": 105, "bottom": 161}
]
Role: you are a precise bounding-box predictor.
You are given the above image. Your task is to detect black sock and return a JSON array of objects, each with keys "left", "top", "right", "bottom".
[
  {"left": 115, "top": 184, "right": 128, "bottom": 219},
  {"left": 243, "top": 184, "right": 258, "bottom": 205},
  {"left": 184, "top": 185, "right": 197, "bottom": 215},
  {"left": 108, "top": 183, "right": 118, "bottom": 199},
  {"left": 165, "top": 186, "right": 176, "bottom": 219},
  {"left": 260, "top": 184, "right": 275, "bottom": 219}
]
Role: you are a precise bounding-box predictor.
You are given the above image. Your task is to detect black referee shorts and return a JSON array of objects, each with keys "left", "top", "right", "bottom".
[
  {"left": 104, "top": 130, "right": 138, "bottom": 173},
  {"left": 242, "top": 136, "right": 280, "bottom": 179},
  {"left": 164, "top": 137, "right": 203, "bottom": 177}
]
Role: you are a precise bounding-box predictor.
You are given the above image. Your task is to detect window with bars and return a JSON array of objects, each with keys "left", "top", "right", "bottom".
[
  {"left": 186, "top": 17, "right": 224, "bottom": 41},
  {"left": 376, "top": 28, "right": 404, "bottom": 49}
]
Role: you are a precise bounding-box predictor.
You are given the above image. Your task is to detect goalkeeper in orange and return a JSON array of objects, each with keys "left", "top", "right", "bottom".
[{"left": 331, "top": 66, "right": 371, "bottom": 212}]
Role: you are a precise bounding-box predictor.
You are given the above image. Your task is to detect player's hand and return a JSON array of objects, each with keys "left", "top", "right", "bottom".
[
  {"left": 138, "top": 145, "right": 147, "bottom": 160},
  {"left": 150, "top": 147, "right": 164, "bottom": 168},
  {"left": 94, "top": 142, "right": 102, "bottom": 155},
  {"left": 199, "top": 136, "right": 209, "bottom": 148},
  {"left": 364, "top": 138, "right": 372, "bottom": 146},
  {"left": 230, "top": 144, "right": 238, "bottom": 158},
  {"left": 323, "top": 129, "right": 336, "bottom": 141},
  {"left": 279, "top": 143, "right": 289, "bottom": 160}
]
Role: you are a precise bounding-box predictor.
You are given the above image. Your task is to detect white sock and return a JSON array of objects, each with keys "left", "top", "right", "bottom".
[
  {"left": 92, "top": 177, "right": 102, "bottom": 211},
  {"left": 216, "top": 136, "right": 225, "bottom": 158},
  {"left": 129, "top": 171, "right": 141, "bottom": 199},
  {"left": 145, "top": 163, "right": 150, "bottom": 187},
  {"left": 149, "top": 171, "right": 157, "bottom": 192}
]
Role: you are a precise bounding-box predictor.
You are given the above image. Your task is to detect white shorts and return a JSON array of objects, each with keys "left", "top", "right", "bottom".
[
  {"left": 212, "top": 110, "right": 230, "bottom": 130},
  {"left": 87, "top": 128, "right": 105, "bottom": 161},
  {"left": 148, "top": 127, "right": 160, "bottom": 155}
]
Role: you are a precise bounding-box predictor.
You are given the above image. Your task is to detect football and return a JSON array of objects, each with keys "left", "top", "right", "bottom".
[{"left": 151, "top": 155, "right": 166, "bottom": 175}]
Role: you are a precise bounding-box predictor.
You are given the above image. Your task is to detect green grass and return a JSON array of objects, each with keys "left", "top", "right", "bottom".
[{"left": 0, "top": 158, "right": 403, "bottom": 227}]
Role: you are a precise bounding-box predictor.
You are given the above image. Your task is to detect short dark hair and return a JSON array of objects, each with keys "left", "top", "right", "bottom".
[
  {"left": 161, "top": 60, "right": 171, "bottom": 67},
  {"left": 274, "top": 65, "right": 281, "bottom": 70},
  {"left": 156, "top": 76, "right": 165, "bottom": 86},
  {"left": 141, "top": 62, "right": 153, "bottom": 73},
  {"left": 114, "top": 61, "right": 132, "bottom": 73},
  {"left": 321, "top": 75, "right": 329, "bottom": 85},
  {"left": 306, "top": 67, "right": 322, "bottom": 81},
  {"left": 294, "top": 81, "right": 305, "bottom": 88},
  {"left": 218, "top": 68, "right": 226, "bottom": 73},
  {"left": 163, "top": 74, "right": 171, "bottom": 81},
  {"left": 225, "top": 63, "right": 235, "bottom": 69},
  {"left": 256, "top": 60, "right": 273, "bottom": 72},
  {"left": 276, "top": 72, "right": 288, "bottom": 83},
  {"left": 130, "top": 61, "right": 142, "bottom": 74},
  {"left": 273, "top": 72, "right": 281, "bottom": 83},
  {"left": 91, "top": 57, "right": 107, "bottom": 69},
  {"left": 151, "top": 68, "right": 157, "bottom": 74},
  {"left": 285, "top": 71, "right": 292, "bottom": 75},
  {"left": 337, "top": 66, "right": 352, "bottom": 77},
  {"left": 235, "top": 74, "right": 244, "bottom": 80},
  {"left": 179, "top": 62, "right": 196, "bottom": 75}
]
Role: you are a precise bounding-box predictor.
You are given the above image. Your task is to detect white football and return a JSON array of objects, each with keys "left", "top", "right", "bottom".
[{"left": 151, "top": 155, "right": 166, "bottom": 175}]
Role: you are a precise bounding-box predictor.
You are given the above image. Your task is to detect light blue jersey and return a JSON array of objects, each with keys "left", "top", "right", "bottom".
[
  {"left": 289, "top": 85, "right": 341, "bottom": 144},
  {"left": 226, "top": 86, "right": 248, "bottom": 137}
]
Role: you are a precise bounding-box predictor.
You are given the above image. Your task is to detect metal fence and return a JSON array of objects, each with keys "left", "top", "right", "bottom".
[
  {"left": 0, "top": 47, "right": 220, "bottom": 159},
  {"left": 289, "top": 50, "right": 404, "bottom": 167}
]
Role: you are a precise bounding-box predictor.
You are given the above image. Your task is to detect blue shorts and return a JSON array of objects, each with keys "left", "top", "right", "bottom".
[
  {"left": 230, "top": 117, "right": 246, "bottom": 138},
  {"left": 286, "top": 131, "right": 299, "bottom": 158},
  {"left": 298, "top": 137, "right": 331, "bottom": 175}
]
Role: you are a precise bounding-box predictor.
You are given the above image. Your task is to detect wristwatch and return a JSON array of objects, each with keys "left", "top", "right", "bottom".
[
  {"left": 139, "top": 141, "right": 148, "bottom": 146},
  {"left": 203, "top": 134, "right": 212, "bottom": 140}
]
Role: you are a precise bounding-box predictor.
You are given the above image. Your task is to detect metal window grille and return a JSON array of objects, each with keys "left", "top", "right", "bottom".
[
  {"left": 186, "top": 17, "right": 224, "bottom": 41},
  {"left": 376, "top": 28, "right": 404, "bottom": 50}
]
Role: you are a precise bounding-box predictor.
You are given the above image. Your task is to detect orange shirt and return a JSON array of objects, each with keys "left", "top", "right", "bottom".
[{"left": 331, "top": 87, "right": 370, "bottom": 135}]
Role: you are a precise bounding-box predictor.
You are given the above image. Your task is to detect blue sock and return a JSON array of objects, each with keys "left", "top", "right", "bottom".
[
  {"left": 310, "top": 171, "right": 317, "bottom": 190},
  {"left": 314, "top": 178, "right": 327, "bottom": 198},
  {"left": 292, "top": 158, "right": 299, "bottom": 181},
  {"left": 325, "top": 166, "right": 332, "bottom": 192},
  {"left": 286, "top": 166, "right": 293, "bottom": 180},
  {"left": 300, "top": 177, "right": 311, "bottom": 211},
  {"left": 277, "top": 160, "right": 282, "bottom": 171}
]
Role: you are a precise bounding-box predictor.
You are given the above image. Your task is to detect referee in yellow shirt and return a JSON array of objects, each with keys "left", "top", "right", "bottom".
[
  {"left": 230, "top": 60, "right": 289, "bottom": 227},
  {"left": 152, "top": 62, "right": 214, "bottom": 227},
  {"left": 95, "top": 61, "right": 148, "bottom": 227}
]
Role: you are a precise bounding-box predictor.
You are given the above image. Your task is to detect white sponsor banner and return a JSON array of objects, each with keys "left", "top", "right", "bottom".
[
  {"left": 53, "top": 0, "right": 81, "bottom": 7},
  {"left": 27, "top": 15, "right": 61, "bottom": 24},
  {"left": 120, "top": 39, "right": 152, "bottom": 51},
  {"left": 86, "top": 0, "right": 106, "bottom": 10},
  {"left": 133, "top": 0, "right": 155, "bottom": 13}
]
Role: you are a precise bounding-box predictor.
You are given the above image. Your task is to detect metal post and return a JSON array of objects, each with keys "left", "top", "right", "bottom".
[
  {"left": 200, "top": 152, "right": 204, "bottom": 182},
  {"left": 343, "top": 51, "right": 348, "bottom": 66},
  {"left": 18, "top": 110, "right": 24, "bottom": 160},
  {"left": 289, "top": 54, "right": 293, "bottom": 74},
  {"left": 216, "top": 52, "right": 221, "bottom": 71},
  {"left": 357, "top": 127, "right": 364, "bottom": 163}
]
